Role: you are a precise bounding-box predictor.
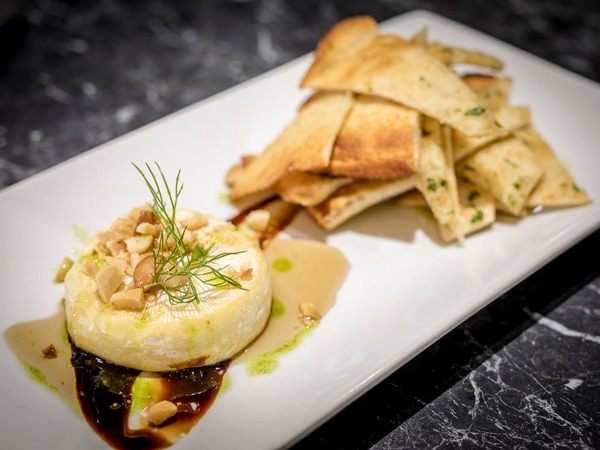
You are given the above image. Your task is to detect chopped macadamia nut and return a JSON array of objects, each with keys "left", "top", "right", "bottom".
[
  {"left": 82, "top": 262, "right": 98, "bottom": 278},
  {"left": 244, "top": 209, "right": 271, "bottom": 232},
  {"left": 165, "top": 229, "right": 194, "bottom": 248},
  {"left": 95, "top": 265, "right": 125, "bottom": 302},
  {"left": 135, "top": 209, "right": 157, "bottom": 227},
  {"left": 54, "top": 257, "right": 73, "bottom": 283},
  {"left": 110, "top": 288, "right": 145, "bottom": 310},
  {"left": 239, "top": 267, "right": 254, "bottom": 281},
  {"left": 106, "top": 240, "right": 125, "bottom": 256},
  {"left": 147, "top": 400, "right": 178, "bottom": 426},
  {"left": 105, "top": 255, "right": 129, "bottom": 274},
  {"left": 112, "top": 217, "right": 137, "bottom": 233},
  {"left": 125, "top": 235, "right": 153, "bottom": 254},
  {"left": 136, "top": 222, "right": 161, "bottom": 236},
  {"left": 182, "top": 229, "right": 194, "bottom": 246},
  {"left": 176, "top": 211, "right": 208, "bottom": 230},
  {"left": 134, "top": 255, "right": 155, "bottom": 288},
  {"left": 299, "top": 302, "right": 322, "bottom": 320},
  {"left": 96, "top": 229, "right": 129, "bottom": 247}
]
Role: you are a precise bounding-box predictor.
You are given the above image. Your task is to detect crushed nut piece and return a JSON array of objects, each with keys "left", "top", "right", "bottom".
[
  {"left": 95, "top": 265, "right": 125, "bottom": 302},
  {"left": 136, "top": 222, "right": 161, "bottom": 236},
  {"left": 176, "top": 211, "right": 208, "bottom": 230},
  {"left": 136, "top": 209, "right": 157, "bottom": 227},
  {"left": 134, "top": 255, "right": 155, "bottom": 288},
  {"left": 105, "top": 255, "right": 129, "bottom": 274},
  {"left": 125, "top": 235, "right": 153, "bottom": 254},
  {"left": 239, "top": 267, "right": 254, "bottom": 281},
  {"left": 244, "top": 209, "right": 271, "bottom": 232},
  {"left": 54, "top": 257, "right": 74, "bottom": 283},
  {"left": 106, "top": 240, "right": 125, "bottom": 256},
  {"left": 299, "top": 302, "right": 322, "bottom": 321},
  {"left": 147, "top": 400, "right": 178, "bottom": 426},
  {"left": 41, "top": 344, "right": 58, "bottom": 359},
  {"left": 82, "top": 262, "right": 99, "bottom": 278},
  {"left": 110, "top": 288, "right": 145, "bottom": 310}
]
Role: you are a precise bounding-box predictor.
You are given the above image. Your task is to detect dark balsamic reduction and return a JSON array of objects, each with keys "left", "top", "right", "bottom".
[{"left": 71, "top": 345, "right": 229, "bottom": 449}]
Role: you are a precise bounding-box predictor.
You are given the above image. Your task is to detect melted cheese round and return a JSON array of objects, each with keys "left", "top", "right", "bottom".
[{"left": 64, "top": 209, "right": 271, "bottom": 371}]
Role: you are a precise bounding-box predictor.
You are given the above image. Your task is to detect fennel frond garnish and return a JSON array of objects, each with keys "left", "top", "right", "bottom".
[{"left": 133, "top": 162, "right": 245, "bottom": 304}]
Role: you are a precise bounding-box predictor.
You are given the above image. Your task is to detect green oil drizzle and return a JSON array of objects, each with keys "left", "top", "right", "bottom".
[
  {"left": 130, "top": 376, "right": 155, "bottom": 414},
  {"left": 270, "top": 298, "right": 285, "bottom": 318},
  {"left": 21, "top": 359, "right": 58, "bottom": 393},
  {"left": 245, "top": 325, "right": 314, "bottom": 377},
  {"left": 18, "top": 358, "right": 81, "bottom": 415},
  {"left": 272, "top": 258, "right": 292, "bottom": 272}
]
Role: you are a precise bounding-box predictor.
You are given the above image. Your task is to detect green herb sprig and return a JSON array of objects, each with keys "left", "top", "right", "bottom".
[{"left": 133, "top": 162, "right": 245, "bottom": 304}]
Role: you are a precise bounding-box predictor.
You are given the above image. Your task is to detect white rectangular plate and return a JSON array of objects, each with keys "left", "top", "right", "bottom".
[{"left": 1, "top": 10, "right": 599, "bottom": 450}]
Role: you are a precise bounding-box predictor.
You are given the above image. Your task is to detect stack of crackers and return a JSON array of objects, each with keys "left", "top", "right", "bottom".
[{"left": 225, "top": 16, "right": 590, "bottom": 243}]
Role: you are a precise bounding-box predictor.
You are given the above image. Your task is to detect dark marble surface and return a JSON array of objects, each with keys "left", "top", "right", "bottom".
[{"left": 2, "top": 1, "right": 600, "bottom": 449}]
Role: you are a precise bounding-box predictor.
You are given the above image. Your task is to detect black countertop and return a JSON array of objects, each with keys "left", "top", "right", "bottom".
[{"left": 2, "top": 1, "right": 600, "bottom": 449}]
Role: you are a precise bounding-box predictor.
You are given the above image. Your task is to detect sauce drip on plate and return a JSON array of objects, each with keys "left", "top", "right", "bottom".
[
  {"left": 4, "top": 198, "right": 349, "bottom": 449},
  {"left": 71, "top": 346, "right": 227, "bottom": 449}
]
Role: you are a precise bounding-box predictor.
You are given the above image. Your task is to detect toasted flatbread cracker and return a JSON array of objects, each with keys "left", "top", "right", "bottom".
[
  {"left": 456, "top": 136, "right": 544, "bottom": 215},
  {"left": 229, "top": 189, "right": 277, "bottom": 214},
  {"left": 224, "top": 154, "right": 256, "bottom": 188},
  {"left": 513, "top": 125, "right": 592, "bottom": 208},
  {"left": 462, "top": 74, "right": 513, "bottom": 110},
  {"left": 409, "top": 26, "right": 503, "bottom": 69},
  {"left": 275, "top": 171, "right": 353, "bottom": 206},
  {"left": 495, "top": 106, "right": 531, "bottom": 131},
  {"left": 228, "top": 91, "right": 352, "bottom": 199},
  {"left": 397, "top": 182, "right": 495, "bottom": 241},
  {"left": 301, "top": 19, "right": 503, "bottom": 137},
  {"left": 225, "top": 154, "right": 277, "bottom": 210},
  {"left": 327, "top": 94, "right": 420, "bottom": 179},
  {"left": 397, "top": 181, "right": 496, "bottom": 242},
  {"left": 303, "top": 15, "right": 379, "bottom": 79},
  {"left": 307, "top": 176, "right": 416, "bottom": 230},
  {"left": 416, "top": 118, "right": 463, "bottom": 240},
  {"left": 426, "top": 43, "right": 503, "bottom": 69},
  {"left": 438, "top": 180, "right": 496, "bottom": 242},
  {"left": 453, "top": 105, "right": 530, "bottom": 161},
  {"left": 409, "top": 26, "right": 428, "bottom": 46}
]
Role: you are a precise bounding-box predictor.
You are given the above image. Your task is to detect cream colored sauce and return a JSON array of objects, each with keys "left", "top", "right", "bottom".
[
  {"left": 4, "top": 238, "right": 349, "bottom": 412},
  {"left": 235, "top": 238, "right": 349, "bottom": 363},
  {"left": 4, "top": 304, "right": 77, "bottom": 406}
]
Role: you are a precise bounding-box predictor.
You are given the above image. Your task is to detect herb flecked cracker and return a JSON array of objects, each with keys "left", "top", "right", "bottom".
[
  {"left": 225, "top": 15, "right": 591, "bottom": 243},
  {"left": 300, "top": 16, "right": 503, "bottom": 138}
]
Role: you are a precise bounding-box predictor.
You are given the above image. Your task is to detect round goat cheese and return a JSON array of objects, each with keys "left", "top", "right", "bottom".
[{"left": 64, "top": 207, "right": 271, "bottom": 371}]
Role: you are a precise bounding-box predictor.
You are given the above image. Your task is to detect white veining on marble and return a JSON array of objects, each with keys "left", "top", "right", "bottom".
[
  {"left": 81, "top": 81, "right": 97, "bottom": 98},
  {"left": 44, "top": 84, "right": 72, "bottom": 104},
  {"left": 565, "top": 378, "right": 583, "bottom": 390},
  {"left": 115, "top": 104, "right": 140, "bottom": 125},
  {"left": 257, "top": 27, "right": 278, "bottom": 64},
  {"left": 531, "top": 312, "right": 600, "bottom": 345},
  {"left": 588, "top": 282, "right": 600, "bottom": 296}
]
